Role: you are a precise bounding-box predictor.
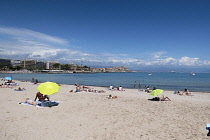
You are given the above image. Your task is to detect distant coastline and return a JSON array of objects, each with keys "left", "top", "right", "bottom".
[
  {"left": 0, "top": 70, "right": 137, "bottom": 74},
  {"left": 0, "top": 70, "right": 33, "bottom": 73}
]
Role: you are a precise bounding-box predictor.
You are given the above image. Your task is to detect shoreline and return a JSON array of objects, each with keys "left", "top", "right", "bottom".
[
  {"left": 18, "top": 79, "right": 210, "bottom": 94},
  {"left": 3, "top": 78, "right": 210, "bottom": 94},
  {"left": 7, "top": 79, "right": 210, "bottom": 94},
  {"left": 1, "top": 72, "right": 210, "bottom": 93}
]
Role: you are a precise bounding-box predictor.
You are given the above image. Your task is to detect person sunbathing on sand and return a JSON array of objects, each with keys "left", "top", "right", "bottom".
[
  {"left": 107, "top": 94, "right": 118, "bottom": 99},
  {"left": 19, "top": 98, "right": 38, "bottom": 105},
  {"left": 176, "top": 91, "right": 182, "bottom": 95},
  {"left": 182, "top": 89, "right": 193, "bottom": 96},
  {"left": 152, "top": 95, "right": 171, "bottom": 101},
  {"left": 82, "top": 85, "right": 88, "bottom": 90},
  {"left": 15, "top": 87, "right": 26, "bottom": 91},
  {"left": 94, "top": 90, "right": 106, "bottom": 93},
  {"left": 158, "top": 95, "right": 171, "bottom": 101}
]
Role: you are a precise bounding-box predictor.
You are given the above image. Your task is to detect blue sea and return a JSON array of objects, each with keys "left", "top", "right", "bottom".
[{"left": 1, "top": 72, "right": 210, "bottom": 92}]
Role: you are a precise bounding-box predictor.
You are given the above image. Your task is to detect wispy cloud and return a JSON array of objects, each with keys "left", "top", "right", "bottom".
[
  {"left": 0, "top": 26, "right": 210, "bottom": 70},
  {"left": 0, "top": 26, "right": 69, "bottom": 60},
  {"left": 0, "top": 27, "right": 68, "bottom": 45},
  {"left": 152, "top": 51, "right": 167, "bottom": 59}
]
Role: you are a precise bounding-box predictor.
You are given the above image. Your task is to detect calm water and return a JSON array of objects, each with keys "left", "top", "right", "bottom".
[{"left": 1, "top": 72, "right": 210, "bottom": 92}]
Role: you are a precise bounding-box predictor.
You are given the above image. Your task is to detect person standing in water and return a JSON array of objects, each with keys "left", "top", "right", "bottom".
[{"left": 134, "top": 81, "right": 136, "bottom": 88}]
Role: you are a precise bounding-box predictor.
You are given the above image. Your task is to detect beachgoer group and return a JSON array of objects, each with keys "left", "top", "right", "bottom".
[
  {"left": 0, "top": 80, "right": 18, "bottom": 88},
  {"left": 176, "top": 89, "right": 193, "bottom": 96},
  {"left": 73, "top": 84, "right": 106, "bottom": 93},
  {"left": 108, "top": 85, "right": 124, "bottom": 91}
]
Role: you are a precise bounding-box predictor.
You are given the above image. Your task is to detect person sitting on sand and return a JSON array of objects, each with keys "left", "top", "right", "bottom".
[
  {"left": 34, "top": 92, "right": 50, "bottom": 102},
  {"left": 109, "top": 85, "right": 113, "bottom": 90},
  {"left": 0, "top": 83, "right": 5, "bottom": 88},
  {"left": 182, "top": 89, "right": 193, "bottom": 96},
  {"left": 33, "top": 79, "right": 39, "bottom": 84},
  {"left": 19, "top": 98, "right": 38, "bottom": 106},
  {"left": 145, "top": 85, "right": 150, "bottom": 93},
  {"left": 75, "top": 85, "right": 81, "bottom": 92}
]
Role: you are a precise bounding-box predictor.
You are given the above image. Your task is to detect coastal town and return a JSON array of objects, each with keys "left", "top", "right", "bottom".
[{"left": 0, "top": 58, "right": 132, "bottom": 73}]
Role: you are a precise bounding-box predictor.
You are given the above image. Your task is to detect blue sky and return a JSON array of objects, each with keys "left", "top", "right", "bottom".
[{"left": 0, "top": 0, "right": 210, "bottom": 71}]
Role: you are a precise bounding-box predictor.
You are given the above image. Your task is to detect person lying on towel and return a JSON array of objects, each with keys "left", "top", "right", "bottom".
[{"left": 19, "top": 98, "right": 38, "bottom": 105}]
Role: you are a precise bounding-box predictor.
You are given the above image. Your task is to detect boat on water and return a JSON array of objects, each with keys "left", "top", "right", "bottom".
[
  {"left": 148, "top": 73, "right": 152, "bottom": 75},
  {"left": 190, "top": 72, "right": 195, "bottom": 75}
]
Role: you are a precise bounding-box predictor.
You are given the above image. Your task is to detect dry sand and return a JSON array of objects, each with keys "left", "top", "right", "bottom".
[{"left": 0, "top": 80, "right": 210, "bottom": 140}]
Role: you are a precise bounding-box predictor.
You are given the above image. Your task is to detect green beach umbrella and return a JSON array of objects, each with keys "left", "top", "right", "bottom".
[
  {"left": 149, "top": 89, "right": 164, "bottom": 96},
  {"left": 37, "top": 82, "right": 60, "bottom": 95}
]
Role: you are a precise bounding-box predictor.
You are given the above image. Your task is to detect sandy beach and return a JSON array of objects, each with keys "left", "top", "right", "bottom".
[{"left": 0, "top": 80, "right": 210, "bottom": 140}]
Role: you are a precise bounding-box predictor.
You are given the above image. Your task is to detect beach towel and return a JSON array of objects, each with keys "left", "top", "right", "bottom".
[
  {"left": 40, "top": 101, "right": 60, "bottom": 107},
  {"left": 19, "top": 101, "right": 61, "bottom": 108},
  {"left": 14, "top": 89, "right": 26, "bottom": 91},
  {"left": 19, "top": 102, "right": 43, "bottom": 108}
]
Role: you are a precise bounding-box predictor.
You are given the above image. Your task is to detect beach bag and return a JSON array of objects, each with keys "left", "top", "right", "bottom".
[
  {"left": 206, "top": 124, "right": 210, "bottom": 136},
  {"left": 41, "top": 101, "right": 59, "bottom": 107}
]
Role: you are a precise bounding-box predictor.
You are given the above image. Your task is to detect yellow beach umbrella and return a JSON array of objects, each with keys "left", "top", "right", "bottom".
[
  {"left": 149, "top": 89, "right": 164, "bottom": 96},
  {"left": 37, "top": 82, "right": 60, "bottom": 95}
]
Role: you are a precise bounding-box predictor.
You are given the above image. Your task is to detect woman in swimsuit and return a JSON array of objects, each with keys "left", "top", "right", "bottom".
[
  {"left": 159, "top": 95, "right": 171, "bottom": 101},
  {"left": 20, "top": 98, "right": 38, "bottom": 105},
  {"left": 34, "top": 92, "right": 50, "bottom": 102}
]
